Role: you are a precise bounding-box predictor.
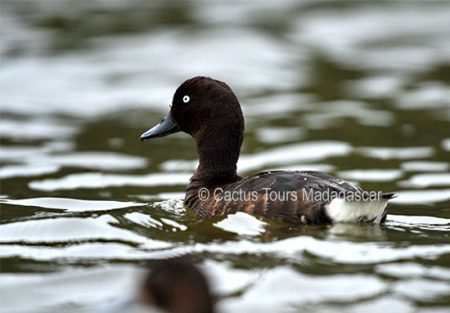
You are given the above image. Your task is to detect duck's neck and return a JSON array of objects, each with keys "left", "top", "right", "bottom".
[{"left": 190, "top": 128, "right": 243, "bottom": 189}]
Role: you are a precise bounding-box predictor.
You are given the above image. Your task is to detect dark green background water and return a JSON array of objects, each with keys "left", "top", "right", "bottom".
[{"left": 1, "top": 1, "right": 449, "bottom": 312}]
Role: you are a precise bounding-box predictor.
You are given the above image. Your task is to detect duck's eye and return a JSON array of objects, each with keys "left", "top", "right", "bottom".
[{"left": 183, "top": 95, "right": 190, "bottom": 103}]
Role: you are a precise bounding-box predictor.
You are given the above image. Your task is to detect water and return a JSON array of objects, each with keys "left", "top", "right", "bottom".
[{"left": 1, "top": 1, "right": 450, "bottom": 312}]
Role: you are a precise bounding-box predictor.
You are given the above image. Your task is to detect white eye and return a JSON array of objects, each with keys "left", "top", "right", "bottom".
[{"left": 183, "top": 95, "right": 190, "bottom": 103}]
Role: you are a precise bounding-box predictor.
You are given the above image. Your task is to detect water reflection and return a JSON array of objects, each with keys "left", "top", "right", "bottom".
[
  {"left": 1, "top": 197, "right": 145, "bottom": 212},
  {"left": 1, "top": 1, "right": 450, "bottom": 312},
  {"left": 29, "top": 172, "right": 191, "bottom": 191}
]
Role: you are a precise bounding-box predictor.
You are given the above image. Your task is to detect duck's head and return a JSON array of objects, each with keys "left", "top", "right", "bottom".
[{"left": 140, "top": 76, "right": 244, "bottom": 142}]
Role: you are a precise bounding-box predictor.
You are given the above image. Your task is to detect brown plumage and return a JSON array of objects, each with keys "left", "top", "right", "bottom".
[
  {"left": 141, "top": 76, "right": 395, "bottom": 224},
  {"left": 141, "top": 259, "right": 215, "bottom": 313}
]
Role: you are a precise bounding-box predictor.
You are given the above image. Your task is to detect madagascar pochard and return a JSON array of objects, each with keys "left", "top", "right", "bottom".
[{"left": 140, "top": 76, "right": 394, "bottom": 224}]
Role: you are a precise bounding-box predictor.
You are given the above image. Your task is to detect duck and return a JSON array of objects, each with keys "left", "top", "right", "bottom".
[
  {"left": 140, "top": 76, "right": 395, "bottom": 224},
  {"left": 106, "top": 259, "right": 214, "bottom": 313},
  {"left": 140, "top": 259, "right": 215, "bottom": 313}
]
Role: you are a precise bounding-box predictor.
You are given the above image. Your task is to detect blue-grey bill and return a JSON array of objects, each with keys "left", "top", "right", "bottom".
[{"left": 140, "top": 112, "right": 180, "bottom": 141}]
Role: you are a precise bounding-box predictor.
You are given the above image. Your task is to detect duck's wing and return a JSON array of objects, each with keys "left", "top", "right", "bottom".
[{"left": 214, "top": 171, "right": 390, "bottom": 224}]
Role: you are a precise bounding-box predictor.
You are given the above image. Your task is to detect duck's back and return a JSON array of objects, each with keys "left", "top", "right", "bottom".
[{"left": 188, "top": 170, "right": 391, "bottom": 224}]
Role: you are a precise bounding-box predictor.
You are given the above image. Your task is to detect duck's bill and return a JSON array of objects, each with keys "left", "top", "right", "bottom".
[{"left": 140, "top": 112, "right": 180, "bottom": 141}]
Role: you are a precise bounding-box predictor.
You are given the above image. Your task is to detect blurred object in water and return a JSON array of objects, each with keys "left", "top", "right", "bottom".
[{"left": 140, "top": 259, "right": 215, "bottom": 313}]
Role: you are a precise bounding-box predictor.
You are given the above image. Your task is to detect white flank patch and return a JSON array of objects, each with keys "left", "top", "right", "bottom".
[{"left": 326, "top": 198, "right": 389, "bottom": 223}]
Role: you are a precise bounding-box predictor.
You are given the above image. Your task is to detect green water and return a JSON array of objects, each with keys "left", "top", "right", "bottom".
[{"left": 1, "top": 1, "right": 449, "bottom": 312}]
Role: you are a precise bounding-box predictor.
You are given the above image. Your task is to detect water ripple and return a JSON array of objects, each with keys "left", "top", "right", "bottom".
[
  {"left": 29, "top": 172, "right": 191, "bottom": 191},
  {"left": 1, "top": 197, "right": 145, "bottom": 212},
  {"left": 392, "top": 189, "right": 450, "bottom": 204},
  {"left": 357, "top": 146, "right": 434, "bottom": 160},
  {"left": 222, "top": 267, "right": 386, "bottom": 313},
  {"left": 338, "top": 169, "right": 403, "bottom": 182},
  {"left": 0, "top": 214, "right": 168, "bottom": 247},
  {"left": 399, "top": 173, "right": 450, "bottom": 188},
  {"left": 214, "top": 212, "right": 267, "bottom": 236}
]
